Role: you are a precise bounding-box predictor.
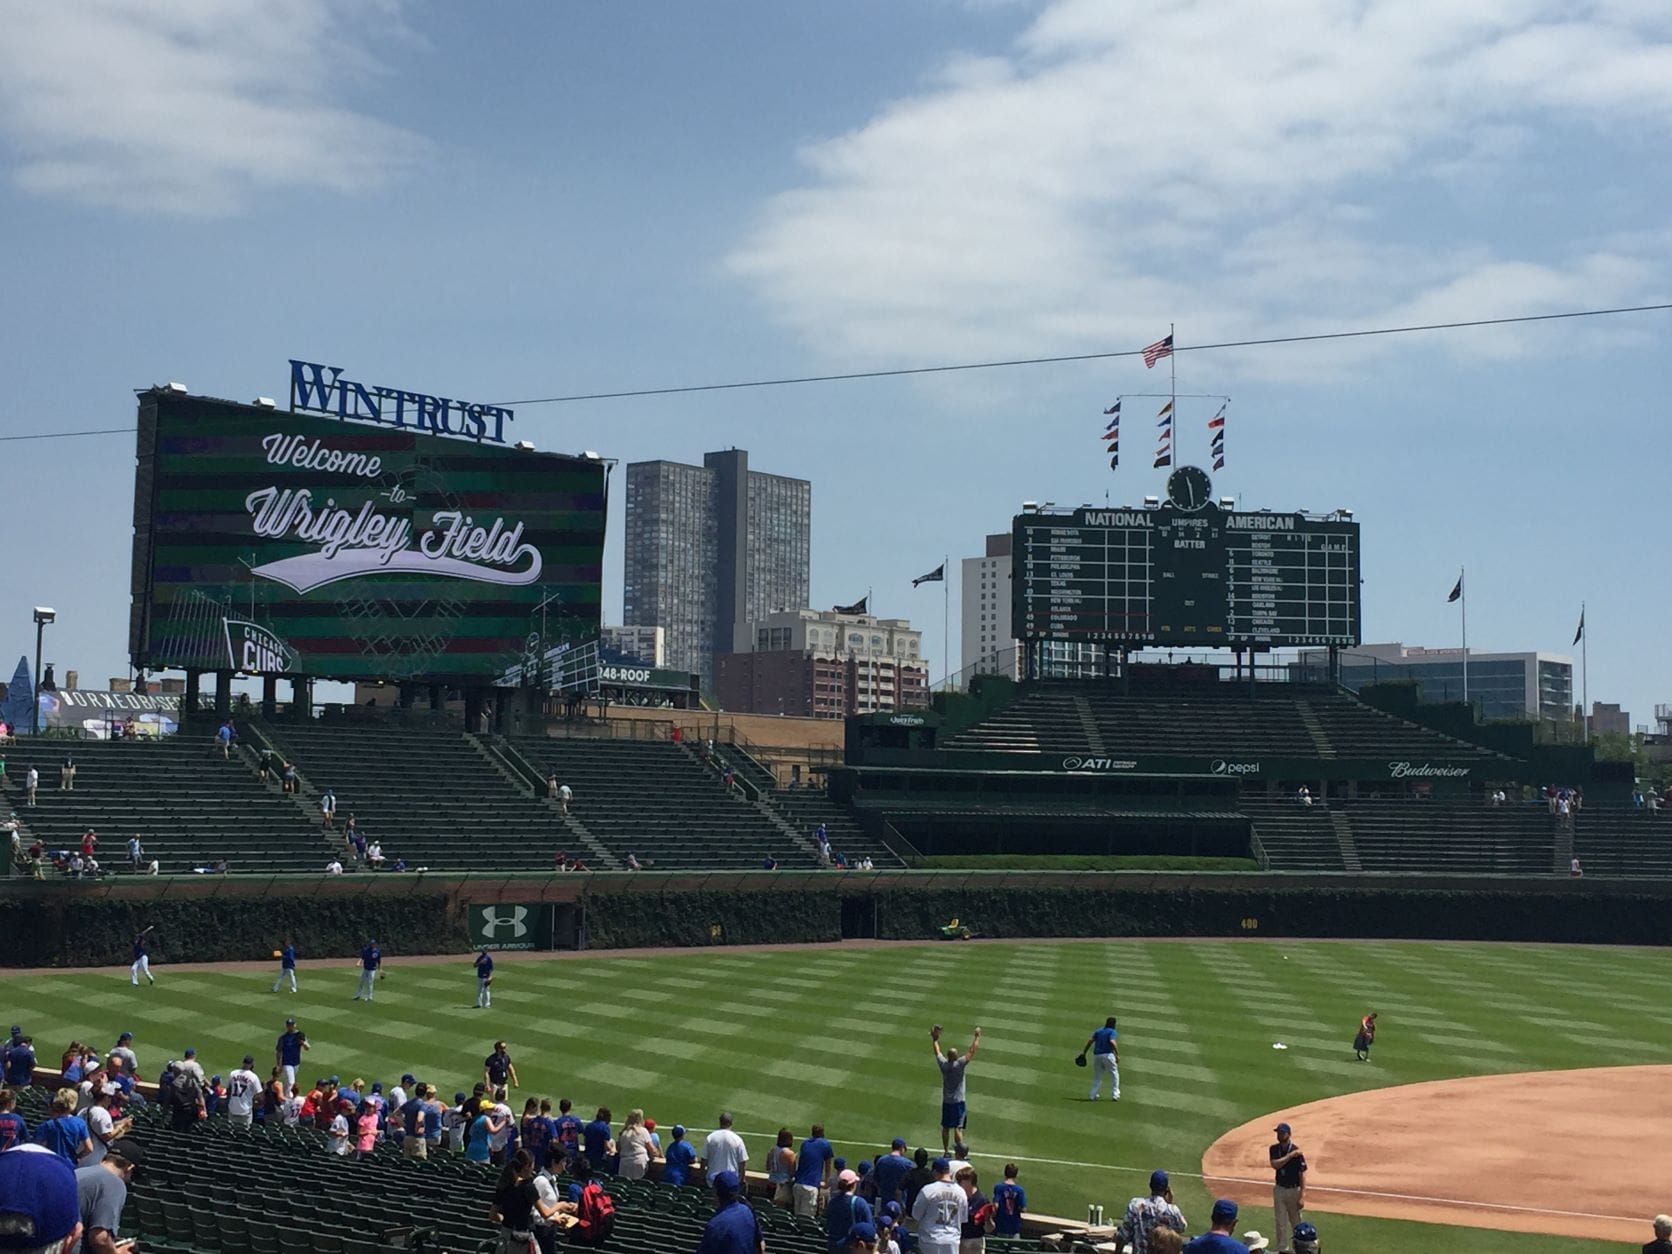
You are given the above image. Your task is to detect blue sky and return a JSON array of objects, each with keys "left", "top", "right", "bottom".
[{"left": 2, "top": 0, "right": 1668, "bottom": 725}]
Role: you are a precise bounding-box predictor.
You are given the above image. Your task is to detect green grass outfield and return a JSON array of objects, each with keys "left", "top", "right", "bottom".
[{"left": 10, "top": 938, "right": 1670, "bottom": 1252}]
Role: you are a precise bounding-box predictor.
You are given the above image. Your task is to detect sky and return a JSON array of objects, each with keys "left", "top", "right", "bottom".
[{"left": 1, "top": 0, "right": 1669, "bottom": 725}]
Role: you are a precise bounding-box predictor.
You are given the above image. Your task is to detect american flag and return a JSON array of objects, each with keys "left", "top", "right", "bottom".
[{"left": 1142, "top": 334, "right": 1173, "bottom": 369}]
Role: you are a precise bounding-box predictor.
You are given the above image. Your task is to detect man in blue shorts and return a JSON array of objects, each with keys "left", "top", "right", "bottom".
[{"left": 931, "top": 1024, "right": 980, "bottom": 1154}]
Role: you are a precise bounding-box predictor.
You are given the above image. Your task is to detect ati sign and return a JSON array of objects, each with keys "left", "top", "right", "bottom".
[{"left": 467, "top": 903, "right": 554, "bottom": 951}]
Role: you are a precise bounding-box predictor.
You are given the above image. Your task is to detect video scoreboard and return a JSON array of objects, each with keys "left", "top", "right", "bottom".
[{"left": 1013, "top": 467, "right": 1360, "bottom": 648}]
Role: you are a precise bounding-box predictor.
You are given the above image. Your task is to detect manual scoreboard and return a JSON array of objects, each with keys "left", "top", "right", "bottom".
[{"left": 1013, "top": 466, "right": 1360, "bottom": 648}]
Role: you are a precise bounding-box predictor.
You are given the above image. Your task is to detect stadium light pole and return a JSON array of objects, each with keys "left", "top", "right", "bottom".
[{"left": 31, "top": 607, "right": 56, "bottom": 736}]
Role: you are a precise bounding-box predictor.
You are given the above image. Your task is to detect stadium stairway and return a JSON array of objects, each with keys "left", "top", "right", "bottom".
[
  {"left": 768, "top": 787, "right": 908, "bottom": 868},
  {"left": 510, "top": 736, "right": 804, "bottom": 869},
  {"left": 0, "top": 735, "right": 330, "bottom": 875},
  {"left": 258, "top": 723, "right": 567, "bottom": 872}
]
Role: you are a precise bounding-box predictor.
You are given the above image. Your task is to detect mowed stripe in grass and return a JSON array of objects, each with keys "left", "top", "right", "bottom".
[{"left": 7, "top": 938, "right": 1670, "bottom": 1254}]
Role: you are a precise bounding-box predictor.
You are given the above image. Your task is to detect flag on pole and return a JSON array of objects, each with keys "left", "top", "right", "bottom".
[
  {"left": 1142, "top": 334, "right": 1174, "bottom": 369},
  {"left": 912, "top": 563, "right": 945, "bottom": 588},
  {"left": 1103, "top": 401, "right": 1121, "bottom": 417},
  {"left": 1155, "top": 402, "right": 1173, "bottom": 422},
  {"left": 834, "top": 595, "right": 868, "bottom": 615},
  {"left": 1447, "top": 574, "right": 1463, "bottom": 603},
  {"left": 1572, "top": 608, "right": 1585, "bottom": 646}
]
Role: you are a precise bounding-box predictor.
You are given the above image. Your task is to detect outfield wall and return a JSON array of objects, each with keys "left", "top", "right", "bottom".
[{"left": 4, "top": 870, "right": 1672, "bottom": 966}]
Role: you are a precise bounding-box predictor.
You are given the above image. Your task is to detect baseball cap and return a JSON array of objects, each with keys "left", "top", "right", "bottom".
[
  {"left": 672, "top": 1124, "right": 687, "bottom": 1137},
  {"left": 1294, "top": 1221, "right": 1318, "bottom": 1240},
  {"left": 857, "top": 1160, "right": 871, "bottom": 1174},
  {"left": 107, "top": 1138, "right": 146, "bottom": 1173},
  {"left": 328, "top": 1075, "right": 340, "bottom": 1086},
  {"left": 371, "top": 1083, "right": 382, "bottom": 1093},
  {"left": 401, "top": 1073, "right": 414, "bottom": 1084},
  {"left": 1149, "top": 1169, "right": 1170, "bottom": 1194},
  {"left": 931, "top": 1157, "right": 951, "bottom": 1175},
  {"left": 285, "top": 1017, "right": 296, "bottom": 1025},
  {"left": 891, "top": 1137, "right": 906, "bottom": 1149},
  {"left": 184, "top": 1048, "right": 197, "bottom": 1057},
  {"left": 0, "top": 1145, "right": 80, "bottom": 1247},
  {"left": 834, "top": 1156, "right": 847, "bottom": 1171},
  {"left": 847, "top": 1222, "right": 877, "bottom": 1245},
  {"left": 243, "top": 1055, "right": 255, "bottom": 1067},
  {"left": 1275, "top": 1122, "right": 1291, "bottom": 1134},
  {"left": 837, "top": 1169, "right": 859, "bottom": 1186},
  {"left": 1211, "top": 1199, "right": 1239, "bottom": 1224},
  {"left": 454, "top": 1092, "right": 467, "bottom": 1104},
  {"left": 712, "top": 1170, "right": 741, "bottom": 1198},
  {"left": 644, "top": 1119, "right": 655, "bottom": 1132},
  {"left": 117, "top": 1032, "right": 132, "bottom": 1042}
]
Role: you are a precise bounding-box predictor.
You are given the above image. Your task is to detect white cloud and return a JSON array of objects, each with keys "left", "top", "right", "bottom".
[
  {"left": 0, "top": 0, "right": 425, "bottom": 215},
  {"left": 727, "top": 0, "right": 1672, "bottom": 378}
]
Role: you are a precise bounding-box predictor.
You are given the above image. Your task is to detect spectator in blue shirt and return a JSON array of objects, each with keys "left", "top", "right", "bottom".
[
  {"left": 0, "top": 1088, "right": 27, "bottom": 1150},
  {"left": 1184, "top": 1199, "right": 1248, "bottom": 1254},
  {"left": 3, "top": 1036, "right": 35, "bottom": 1087},
  {"left": 826, "top": 1170, "right": 873, "bottom": 1251},
  {"left": 33, "top": 1089, "right": 92, "bottom": 1164},
  {"left": 991, "top": 1163, "right": 1026, "bottom": 1236},
  {"left": 872, "top": 1139, "right": 912, "bottom": 1210},
  {"left": 663, "top": 1124, "right": 698, "bottom": 1186},
  {"left": 423, "top": 1088, "right": 448, "bottom": 1155},
  {"left": 275, "top": 1018, "right": 308, "bottom": 1094},
  {"left": 553, "top": 1099, "right": 582, "bottom": 1166},
  {"left": 794, "top": 1123, "right": 835, "bottom": 1217},
  {"left": 582, "top": 1107, "right": 614, "bottom": 1172},
  {"left": 698, "top": 1171, "right": 764, "bottom": 1254}
]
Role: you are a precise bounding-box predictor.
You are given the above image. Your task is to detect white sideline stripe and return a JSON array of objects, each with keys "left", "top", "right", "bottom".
[{"left": 727, "top": 1130, "right": 1643, "bottom": 1223}]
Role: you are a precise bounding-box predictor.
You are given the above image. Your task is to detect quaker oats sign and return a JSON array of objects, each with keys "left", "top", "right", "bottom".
[{"left": 129, "top": 385, "right": 606, "bottom": 681}]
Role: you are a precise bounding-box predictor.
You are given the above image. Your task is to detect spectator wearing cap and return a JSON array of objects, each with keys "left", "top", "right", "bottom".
[
  {"left": 2, "top": 1037, "right": 34, "bottom": 1089},
  {"left": 1183, "top": 1199, "right": 1246, "bottom": 1253},
  {"left": 0, "top": 1089, "right": 27, "bottom": 1151},
  {"left": 275, "top": 1018, "right": 308, "bottom": 1095},
  {"left": 1269, "top": 1122, "right": 1306, "bottom": 1254},
  {"left": 827, "top": 1168, "right": 874, "bottom": 1252},
  {"left": 846, "top": 1221, "right": 879, "bottom": 1253},
  {"left": 76, "top": 1136, "right": 144, "bottom": 1253},
  {"left": 0, "top": 1142, "right": 84, "bottom": 1253},
  {"left": 1646, "top": 1214, "right": 1672, "bottom": 1254},
  {"left": 699, "top": 1170, "right": 763, "bottom": 1254},
  {"left": 1114, "top": 1169, "right": 1187, "bottom": 1254},
  {"left": 664, "top": 1124, "right": 698, "bottom": 1187},
  {"left": 872, "top": 1139, "right": 912, "bottom": 1211},
  {"left": 81, "top": 1085, "right": 132, "bottom": 1167},
  {"left": 109, "top": 1034, "right": 137, "bottom": 1078},
  {"left": 176, "top": 1049, "right": 206, "bottom": 1088},
  {"left": 875, "top": 1215, "right": 901, "bottom": 1254},
  {"left": 1290, "top": 1221, "right": 1318, "bottom": 1254},
  {"left": 910, "top": 1157, "right": 966, "bottom": 1254}
]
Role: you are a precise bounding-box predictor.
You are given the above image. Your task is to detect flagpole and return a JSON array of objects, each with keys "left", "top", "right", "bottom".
[
  {"left": 1169, "top": 323, "right": 1177, "bottom": 456},
  {"left": 1581, "top": 601, "right": 1588, "bottom": 743},
  {"left": 942, "top": 554, "right": 949, "bottom": 694},
  {"left": 1460, "top": 566, "right": 1468, "bottom": 709}
]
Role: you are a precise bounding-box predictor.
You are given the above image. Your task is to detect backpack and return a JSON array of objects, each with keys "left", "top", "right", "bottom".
[{"left": 573, "top": 1181, "right": 615, "bottom": 1246}]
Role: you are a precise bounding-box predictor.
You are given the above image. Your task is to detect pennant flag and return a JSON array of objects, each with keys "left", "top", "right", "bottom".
[
  {"left": 912, "top": 563, "right": 945, "bottom": 588},
  {"left": 1447, "top": 574, "right": 1463, "bottom": 603},
  {"left": 1212, "top": 454, "right": 1224, "bottom": 471},
  {"left": 1153, "top": 452, "right": 1171, "bottom": 468},
  {"left": 1156, "top": 401, "right": 1173, "bottom": 421},
  {"left": 1572, "top": 608, "right": 1585, "bottom": 646},
  {"left": 1142, "top": 334, "right": 1174, "bottom": 369},
  {"left": 1103, "top": 401, "right": 1121, "bottom": 416},
  {"left": 834, "top": 595, "right": 869, "bottom": 615},
  {"left": 1110, "top": 455, "right": 1120, "bottom": 469},
  {"left": 1208, "top": 402, "right": 1226, "bottom": 429}
]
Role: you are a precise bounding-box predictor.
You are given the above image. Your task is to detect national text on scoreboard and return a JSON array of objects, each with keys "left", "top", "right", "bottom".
[{"left": 1011, "top": 497, "right": 1360, "bottom": 649}]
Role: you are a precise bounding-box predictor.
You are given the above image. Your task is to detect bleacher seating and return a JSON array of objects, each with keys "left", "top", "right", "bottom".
[
  {"left": 511, "top": 737, "right": 793, "bottom": 869},
  {"left": 1238, "top": 798, "right": 1346, "bottom": 871},
  {"left": 1339, "top": 799, "right": 1556, "bottom": 874},
  {"left": 12, "top": 1086, "right": 832, "bottom": 1254},
  {"left": 769, "top": 786, "right": 907, "bottom": 869},
  {"left": 0, "top": 736, "right": 326, "bottom": 875},
  {"left": 945, "top": 681, "right": 1509, "bottom": 765},
  {"left": 260, "top": 723, "right": 567, "bottom": 872},
  {"left": 1573, "top": 807, "right": 1672, "bottom": 877}
]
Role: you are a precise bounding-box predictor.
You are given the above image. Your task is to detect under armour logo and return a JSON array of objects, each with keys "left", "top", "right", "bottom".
[{"left": 478, "top": 906, "right": 529, "bottom": 939}]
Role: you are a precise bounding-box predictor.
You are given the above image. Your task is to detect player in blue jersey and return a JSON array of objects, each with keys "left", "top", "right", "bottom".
[
  {"left": 474, "top": 950, "right": 494, "bottom": 1009},
  {"left": 353, "top": 939, "right": 381, "bottom": 1001},
  {"left": 1080, "top": 1016, "right": 1121, "bottom": 1101},
  {"left": 272, "top": 940, "right": 298, "bottom": 993}
]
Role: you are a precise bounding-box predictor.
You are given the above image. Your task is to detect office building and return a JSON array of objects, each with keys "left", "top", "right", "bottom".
[
  {"left": 961, "top": 533, "right": 1101, "bottom": 682},
  {"left": 1307, "top": 641, "right": 1574, "bottom": 722},
  {"left": 715, "top": 608, "right": 929, "bottom": 718},
  {"left": 623, "top": 450, "right": 810, "bottom": 692},
  {"left": 1588, "top": 702, "right": 1629, "bottom": 736},
  {"left": 600, "top": 625, "right": 666, "bottom": 668}
]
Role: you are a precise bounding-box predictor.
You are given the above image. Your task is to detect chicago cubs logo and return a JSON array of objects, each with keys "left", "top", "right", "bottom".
[{"left": 478, "top": 905, "right": 530, "bottom": 939}]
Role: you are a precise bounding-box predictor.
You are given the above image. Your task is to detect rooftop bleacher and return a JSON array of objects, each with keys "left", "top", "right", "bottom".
[{"left": 1, "top": 735, "right": 326, "bottom": 875}]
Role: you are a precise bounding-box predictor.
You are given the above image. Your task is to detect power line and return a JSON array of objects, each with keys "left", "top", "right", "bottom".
[{"left": 2, "top": 299, "right": 1668, "bottom": 445}]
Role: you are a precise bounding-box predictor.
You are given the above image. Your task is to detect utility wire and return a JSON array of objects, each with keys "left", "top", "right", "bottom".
[{"left": 3, "top": 300, "right": 1668, "bottom": 444}]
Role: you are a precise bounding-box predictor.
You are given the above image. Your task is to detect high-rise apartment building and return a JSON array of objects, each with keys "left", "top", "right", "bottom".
[
  {"left": 623, "top": 450, "right": 810, "bottom": 692},
  {"left": 715, "top": 608, "right": 929, "bottom": 718},
  {"left": 961, "top": 533, "right": 1102, "bottom": 681}
]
